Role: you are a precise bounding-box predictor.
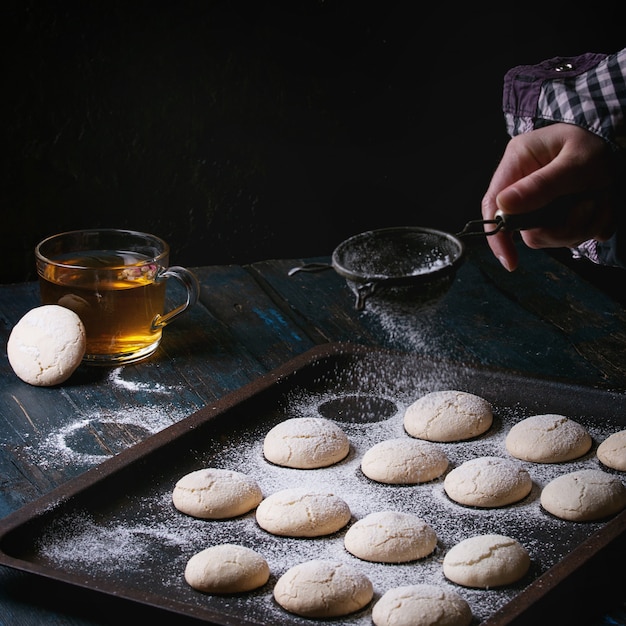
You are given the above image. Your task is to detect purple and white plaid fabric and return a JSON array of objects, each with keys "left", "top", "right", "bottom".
[
  {"left": 538, "top": 49, "right": 626, "bottom": 151},
  {"left": 502, "top": 49, "right": 626, "bottom": 268},
  {"left": 502, "top": 50, "right": 625, "bottom": 150}
]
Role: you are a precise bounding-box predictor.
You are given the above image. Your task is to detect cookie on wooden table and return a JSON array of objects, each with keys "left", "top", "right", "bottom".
[{"left": 7, "top": 305, "right": 86, "bottom": 386}]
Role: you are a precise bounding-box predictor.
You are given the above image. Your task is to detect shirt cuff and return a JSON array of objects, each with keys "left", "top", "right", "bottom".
[
  {"left": 571, "top": 232, "right": 626, "bottom": 269},
  {"left": 502, "top": 52, "right": 608, "bottom": 137}
]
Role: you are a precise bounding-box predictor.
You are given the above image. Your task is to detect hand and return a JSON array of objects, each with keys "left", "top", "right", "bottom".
[{"left": 481, "top": 123, "right": 617, "bottom": 271}]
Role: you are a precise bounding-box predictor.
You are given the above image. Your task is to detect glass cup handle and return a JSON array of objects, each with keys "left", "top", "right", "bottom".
[{"left": 151, "top": 266, "right": 200, "bottom": 330}]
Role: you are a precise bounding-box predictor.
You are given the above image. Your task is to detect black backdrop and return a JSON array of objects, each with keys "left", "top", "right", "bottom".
[{"left": 2, "top": 1, "right": 623, "bottom": 283}]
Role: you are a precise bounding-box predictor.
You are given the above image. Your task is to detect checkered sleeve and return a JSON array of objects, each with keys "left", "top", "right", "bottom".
[
  {"left": 503, "top": 50, "right": 626, "bottom": 149},
  {"left": 502, "top": 49, "right": 626, "bottom": 268}
]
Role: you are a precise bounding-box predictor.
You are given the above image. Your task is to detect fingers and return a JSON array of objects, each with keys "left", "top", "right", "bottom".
[
  {"left": 486, "top": 231, "right": 519, "bottom": 272},
  {"left": 480, "top": 189, "right": 519, "bottom": 271},
  {"left": 520, "top": 189, "right": 617, "bottom": 249},
  {"left": 480, "top": 124, "right": 616, "bottom": 270}
]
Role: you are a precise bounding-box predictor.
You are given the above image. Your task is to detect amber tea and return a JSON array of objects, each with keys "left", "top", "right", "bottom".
[
  {"left": 36, "top": 230, "right": 199, "bottom": 365},
  {"left": 39, "top": 250, "right": 167, "bottom": 361}
]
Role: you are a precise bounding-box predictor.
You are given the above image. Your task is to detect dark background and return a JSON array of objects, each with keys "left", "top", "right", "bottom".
[{"left": 2, "top": 1, "right": 624, "bottom": 283}]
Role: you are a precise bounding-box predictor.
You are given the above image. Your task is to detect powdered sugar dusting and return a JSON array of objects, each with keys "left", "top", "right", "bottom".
[
  {"left": 32, "top": 353, "right": 626, "bottom": 626},
  {"left": 20, "top": 368, "right": 192, "bottom": 468},
  {"left": 108, "top": 367, "right": 182, "bottom": 393}
]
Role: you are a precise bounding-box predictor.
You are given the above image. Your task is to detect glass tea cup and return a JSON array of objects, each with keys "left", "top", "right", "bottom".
[{"left": 35, "top": 229, "right": 200, "bottom": 365}]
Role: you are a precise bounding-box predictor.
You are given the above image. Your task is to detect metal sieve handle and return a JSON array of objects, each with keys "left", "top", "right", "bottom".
[
  {"left": 495, "top": 200, "right": 569, "bottom": 231},
  {"left": 287, "top": 262, "right": 332, "bottom": 276},
  {"left": 459, "top": 195, "right": 577, "bottom": 237}
]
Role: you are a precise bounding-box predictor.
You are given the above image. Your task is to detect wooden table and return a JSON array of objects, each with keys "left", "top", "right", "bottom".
[{"left": 1, "top": 238, "right": 625, "bottom": 625}]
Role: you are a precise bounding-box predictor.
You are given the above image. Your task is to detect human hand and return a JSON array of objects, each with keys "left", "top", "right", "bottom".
[{"left": 481, "top": 123, "right": 617, "bottom": 271}]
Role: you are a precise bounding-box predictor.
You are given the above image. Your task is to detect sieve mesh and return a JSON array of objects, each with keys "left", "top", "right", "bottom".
[{"left": 332, "top": 227, "right": 465, "bottom": 283}]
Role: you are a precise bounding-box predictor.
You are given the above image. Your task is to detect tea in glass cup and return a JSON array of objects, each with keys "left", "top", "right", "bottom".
[{"left": 35, "top": 229, "right": 199, "bottom": 364}]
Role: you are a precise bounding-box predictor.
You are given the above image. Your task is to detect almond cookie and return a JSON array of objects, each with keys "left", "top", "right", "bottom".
[
  {"left": 597, "top": 430, "right": 626, "bottom": 471},
  {"left": 274, "top": 559, "right": 373, "bottom": 618},
  {"left": 540, "top": 468, "right": 626, "bottom": 521},
  {"left": 372, "top": 584, "right": 472, "bottom": 626},
  {"left": 344, "top": 510, "right": 437, "bottom": 563},
  {"left": 505, "top": 414, "right": 592, "bottom": 463},
  {"left": 184, "top": 544, "right": 269, "bottom": 593},
  {"left": 443, "top": 456, "right": 532, "bottom": 508},
  {"left": 255, "top": 488, "right": 351, "bottom": 537},
  {"left": 263, "top": 417, "right": 350, "bottom": 468},
  {"left": 172, "top": 468, "right": 263, "bottom": 519},
  {"left": 361, "top": 438, "right": 449, "bottom": 484},
  {"left": 443, "top": 534, "right": 530, "bottom": 588},
  {"left": 7, "top": 305, "right": 86, "bottom": 386},
  {"left": 404, "top": 390, "right": 493, "bottom": 442}
]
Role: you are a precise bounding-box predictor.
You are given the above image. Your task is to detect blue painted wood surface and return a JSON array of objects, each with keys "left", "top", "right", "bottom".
[{"left": 0, "top": 241, "right": 624, "bottom": 625}]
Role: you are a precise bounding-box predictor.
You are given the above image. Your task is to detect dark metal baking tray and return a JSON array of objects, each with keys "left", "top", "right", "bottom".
[{"left": 0, "top": 343, "right": 624, "bottom": 626}]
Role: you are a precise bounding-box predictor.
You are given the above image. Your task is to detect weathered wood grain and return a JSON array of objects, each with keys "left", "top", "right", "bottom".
[{"left": 0, "top": 246, "right": 624, "bottom": 625}]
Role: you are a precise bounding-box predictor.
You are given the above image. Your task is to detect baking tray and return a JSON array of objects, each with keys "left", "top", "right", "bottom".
[{"left": 0, "top": 342, "right": 625, "bottom": 626}]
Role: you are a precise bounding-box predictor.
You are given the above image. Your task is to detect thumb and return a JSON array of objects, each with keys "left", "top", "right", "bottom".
[
  {"left": 496, "top": 168, "right": 565, "bottom": 216},
  {"left": 495, "top": 145, "right": 592, "bottom": 215}
]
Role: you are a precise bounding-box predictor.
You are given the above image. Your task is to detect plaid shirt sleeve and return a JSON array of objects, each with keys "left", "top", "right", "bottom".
[
  {"left": 503, "top": 49, "right": 626, "bottom": 150},
  {"left": 500, "top": 49, "right": 626, "bottom": 268}
]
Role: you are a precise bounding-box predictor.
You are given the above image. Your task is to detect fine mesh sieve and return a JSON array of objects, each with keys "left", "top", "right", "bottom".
[
  {"left": 332, "top": 227, "right": 464, "bottom": 282},
  {"left": 289, "top": 200, "right": 573, "bottom": 309},
  {"left": 289, "top": 226, "right": 465, "bottom": 310}
]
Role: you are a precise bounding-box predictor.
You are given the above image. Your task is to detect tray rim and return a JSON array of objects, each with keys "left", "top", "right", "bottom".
[{"left": 0, "top": 341, "right": 625, "bottom": 626}]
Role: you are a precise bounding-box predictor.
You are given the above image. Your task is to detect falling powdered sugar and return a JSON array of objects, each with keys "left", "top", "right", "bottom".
[
  {"left": 32, "top": 353, "right": 625, "bottom": 626},
  {"left": 13, "top": 365, "right": 199, "bottom": 476}
]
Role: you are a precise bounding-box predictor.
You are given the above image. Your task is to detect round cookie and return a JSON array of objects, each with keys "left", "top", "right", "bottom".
[
  {"left": 404, "top": 390, "right": 493, "bottom": 442},
  {"left": 255, "top": 488, "right": 351, "bottom": 537},
  {"left": 597, "top": 430, "right": 626, "bottom": 471},
  {"left": 443, "top": 456, "right": 532, "bottom": 508},
  {"left": 443, "top": 534, "right": 530, "bottom": 588},
  {"left": 361, "top": 438, "right": 449, "bottom": 484},
  {"left": 372, "top": 584, "right": 472, "bottom": 626},
  {"left": 505, "top": 414, "right": 592, "bottom": 463},
  {"left": 172, "top": 468, "right": 263, "bottom": 519},
  {"left": 273, "top": 559, "right": 373, "bottom": 618},
  {"left": 7, "top": 305, "right": 86, "bottom": 386},
  {"left": 263, "top": 417, "right": 350, "bottom": 469},
  {"left": 344, "top": 510, "right": 437, "bottom": 563},
  {"left": 540, "top": 468, "right": 626, "bottom": 521},
  {"left": 184, "top": 543, "right": 270, "bottom": 593}
]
